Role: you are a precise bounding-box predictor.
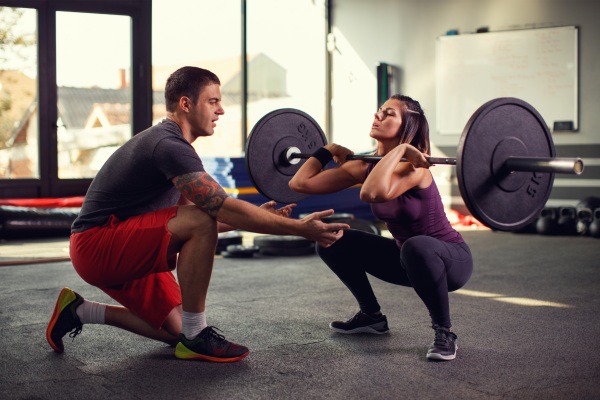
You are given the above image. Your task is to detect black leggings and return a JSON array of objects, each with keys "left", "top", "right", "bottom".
[{"left": 317, "top": 229, "right": 473, "bottom": 327}]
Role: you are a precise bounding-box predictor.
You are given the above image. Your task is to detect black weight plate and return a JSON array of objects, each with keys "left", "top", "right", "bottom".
[
  {"left": 457, "top": 97, "right": 555, "bottom": 231},
  {"left": 298, "top": 213, "right": 355, "bottom": 222},
  {"left": 253, "top": 235, "right": 314, "bottom": 248},
  {"left": 347, "top": 218, "right": 381, "bottom": 235},
  {"left": 245, "top": 109, "right": 328, "bottom": 204},
  {"left": 322, "top": 213, "right": 355, "bottom": 223},
  {"left": 216, "top": 231, "right": 243, "bottom": 254}
]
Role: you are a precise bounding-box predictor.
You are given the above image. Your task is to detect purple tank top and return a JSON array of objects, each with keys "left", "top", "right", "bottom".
[{"left": 366, "top": 164, "right": 463, "bottom": 246}]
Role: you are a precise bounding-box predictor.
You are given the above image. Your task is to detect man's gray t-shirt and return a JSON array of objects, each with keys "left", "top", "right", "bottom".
[{"left": 72, "top": 119, "right": 204, "bottom": 233}]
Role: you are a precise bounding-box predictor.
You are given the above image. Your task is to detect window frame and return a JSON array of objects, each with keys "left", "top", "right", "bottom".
[
  {"left": 0, "top": 0, "right": 332, "bottom": 199},
  {"left": 0, "top": 0, "right": 151, "bottom": 198}
]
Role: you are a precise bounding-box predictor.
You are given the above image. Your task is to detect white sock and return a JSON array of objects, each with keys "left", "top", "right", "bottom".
[
  {"left": 181, "top": 311, "right": 207, "bottom": 340},
  {"left": 75, "top": 300, "right": 106, "bottom": 324}
]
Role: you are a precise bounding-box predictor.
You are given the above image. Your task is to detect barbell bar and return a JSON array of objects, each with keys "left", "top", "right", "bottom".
[
  {"left": 244, "top": 97, "right": 585, "bottom": 232},
  {"left": 282, "top": 148, "right": 458, "bottom": 166},
  {"left": 282, "top": 149, "right": 583, "bottom": 175}
]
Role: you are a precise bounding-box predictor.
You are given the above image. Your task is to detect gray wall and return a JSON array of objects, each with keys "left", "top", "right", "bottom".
[{"left": 332, "top": 0, "right": 600, "bottom": 208}]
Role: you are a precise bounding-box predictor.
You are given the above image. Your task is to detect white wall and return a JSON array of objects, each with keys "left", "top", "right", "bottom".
[{"left": 332, "top": 0, "right": 600, "bottom": 148}]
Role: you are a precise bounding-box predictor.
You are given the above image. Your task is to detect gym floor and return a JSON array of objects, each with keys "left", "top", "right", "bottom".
[{"left": 1, "top": 229, "right": 599, "bottom": 399}]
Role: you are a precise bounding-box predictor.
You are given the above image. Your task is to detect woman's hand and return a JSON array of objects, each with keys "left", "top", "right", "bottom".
[
  {"left": 325, "top": 143, "right": 354, "bottom": 164},
  {"left": 289, "top": 143, "right": 365, "bottom": 196},
  {"left": 400, "top": 144, "right": 431, "bottom": 169},
  {"left": 360, "top": 143, "right": 430, "bottom": 202},
  {"left": 259, "top": 200, "right": 297, "bottom": 218}
]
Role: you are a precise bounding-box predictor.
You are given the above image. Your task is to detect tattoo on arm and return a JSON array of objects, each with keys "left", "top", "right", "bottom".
[{"left": 173, "top": 172, "right": 228, "bottom": 217}]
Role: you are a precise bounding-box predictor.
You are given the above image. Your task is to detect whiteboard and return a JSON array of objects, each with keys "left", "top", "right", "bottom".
[{"left": 436, "top": 26, "right": 578, "bottom": 134}]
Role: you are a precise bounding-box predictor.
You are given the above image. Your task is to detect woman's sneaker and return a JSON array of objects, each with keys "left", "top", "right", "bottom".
[
  {"left": 46, "top": 287, "right": 84, "bottom": 353},
  {"left": 426, "top": 324, "right": 458, "bottom": 361},
  {"left": 175, "top": 326, "right": 250, "bottom": 362},
  {"left": 329, "top": 311, "right": 389, "bottom": 334}
]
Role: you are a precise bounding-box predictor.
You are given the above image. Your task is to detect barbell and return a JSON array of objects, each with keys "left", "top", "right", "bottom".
[{"left": 244, "top": 97, "right": 584, "bottom": 232}]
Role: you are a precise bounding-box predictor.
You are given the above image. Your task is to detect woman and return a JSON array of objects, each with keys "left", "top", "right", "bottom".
[{"left": 288, "top": 95, "right": 473, "bottom": 361}]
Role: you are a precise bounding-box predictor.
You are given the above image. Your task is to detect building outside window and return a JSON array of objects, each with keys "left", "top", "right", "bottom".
[{"left": 0, "top": 6, "right": 38, "bottom": 179}]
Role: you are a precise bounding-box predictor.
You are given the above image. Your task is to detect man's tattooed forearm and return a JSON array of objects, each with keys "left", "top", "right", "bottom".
[{"left": 174, "top": 172, "right": 228, "bottom": 217}]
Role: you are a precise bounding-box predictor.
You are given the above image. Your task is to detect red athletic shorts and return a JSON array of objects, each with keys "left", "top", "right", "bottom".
[{"left": 70, "top": 206, "right": 182, "bottom": 329}]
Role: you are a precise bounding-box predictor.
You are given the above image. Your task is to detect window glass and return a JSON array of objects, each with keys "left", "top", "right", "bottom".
[
  {"left": 56, "top": 12, "right": 131, "bottom": 179},
  {"left": 152, "top": 0, "right": 242, "bottom": 157},
  {"left": 0, "top": 7, "right": 38, "bottom": 179},
  {"left": 329, "top": 27, "right": 377, "bottom": 152},
  {"left": 246, "top": 0, "right": 327, "bottom": 141}
]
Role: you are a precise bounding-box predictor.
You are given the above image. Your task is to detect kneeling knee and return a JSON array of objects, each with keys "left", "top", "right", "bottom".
[{"left": 171, "top": 205, "right": 218, "bottom": 240}]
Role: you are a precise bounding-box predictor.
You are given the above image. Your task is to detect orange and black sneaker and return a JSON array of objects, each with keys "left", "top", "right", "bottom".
[
  {"left": 175, "top": 326, "right": 249, "bottom": 362},
  {"left": 46, "top": 287, "right": 84, "bottom": 353}
]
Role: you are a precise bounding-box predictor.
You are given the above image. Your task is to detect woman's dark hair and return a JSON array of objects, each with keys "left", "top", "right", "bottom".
[
  {"left": 390, "top": 94, "right": 430, "bottom": 155},
  {"left": 165, "top": 66, "right": 221, "bottom": 112}
]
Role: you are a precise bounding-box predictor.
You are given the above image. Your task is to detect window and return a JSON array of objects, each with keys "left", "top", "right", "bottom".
[
  {"left": 56, "top": 12, "right": 132, "bottom": 179},
  {"left": 329, "top": 26, "right": 377, "bottom": 152},
  {"left": 152, "top": 0, "right": 242, "bottom": 157},
  {"left": 152, "top": 0, "right": 327, "bottom": 157},
  {"left": 0, "top": 0, "right": 329, "bottom": 198},
  {"left": 246, "top": 0, "right": 327, "bottom": 143},
  {"left": 0, "top": 0, "right": 150, "bottom": 198},
  {"left": 0, "top": 6, "right": 38, "bottom": 179}
]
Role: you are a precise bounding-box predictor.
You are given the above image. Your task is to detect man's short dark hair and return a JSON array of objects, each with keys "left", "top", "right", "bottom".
[{"left": 165, "top": 66, "right": 221, "bottom": 112}]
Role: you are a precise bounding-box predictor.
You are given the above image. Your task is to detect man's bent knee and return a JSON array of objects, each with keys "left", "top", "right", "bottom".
[{"left": 168, "top": 205, "right": 218, "bottom": 242}]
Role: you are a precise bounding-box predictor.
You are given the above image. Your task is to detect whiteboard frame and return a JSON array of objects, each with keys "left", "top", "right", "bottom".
[{"left": 435, "top": 26, "right": 579, "bottom": 135}]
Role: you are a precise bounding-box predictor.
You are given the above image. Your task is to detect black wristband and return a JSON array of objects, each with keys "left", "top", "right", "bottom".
[{"left": 311, "top": 147, "right": 333, "bottom": 167}]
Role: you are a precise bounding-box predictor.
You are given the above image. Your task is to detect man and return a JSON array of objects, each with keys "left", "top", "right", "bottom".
[{"left": 46, "top": 66, "right": 348, "bottom": 363}]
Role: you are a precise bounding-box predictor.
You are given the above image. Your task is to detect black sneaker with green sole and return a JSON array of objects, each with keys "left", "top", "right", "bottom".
[{"left": 175, "top": 326, "right": 250, "bottom": 362}]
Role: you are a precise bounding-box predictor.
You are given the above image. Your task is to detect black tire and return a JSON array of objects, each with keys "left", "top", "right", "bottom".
[
  {"left": 253, "top": 235, "right": 314, "bottom": 248},
  {"left": 216, "top": 231, "right": 243, "bottom": 254},
  {"left": 222, "top": 245, "right": 260, "bottom": 258},
  {"left": 298, "top": 212, "right": 354, "bottom": 223}
]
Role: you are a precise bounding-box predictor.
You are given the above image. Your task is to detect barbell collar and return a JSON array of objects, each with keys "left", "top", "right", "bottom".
[
  {"left": 504, "top": 156, "right": 584, "bottom": 175},
  {"left": 283, "top": 147, "right": 302, "bottom": 166}
]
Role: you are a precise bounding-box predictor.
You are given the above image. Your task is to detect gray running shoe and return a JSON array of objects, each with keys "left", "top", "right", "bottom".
[{"left": 427, "top": 324, "right": 458, "bottom": 361}]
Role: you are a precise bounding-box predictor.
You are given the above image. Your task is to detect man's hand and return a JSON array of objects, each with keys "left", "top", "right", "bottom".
[
  {"left": 299, "top": 209, "right": 348, "bottom": 247},
  {"left": 259, "top": 201, "right": 297, "bottom": 218}
]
